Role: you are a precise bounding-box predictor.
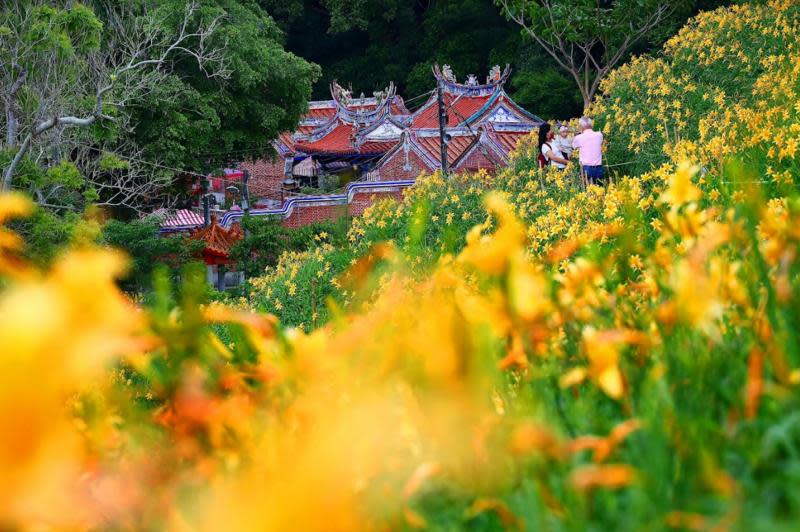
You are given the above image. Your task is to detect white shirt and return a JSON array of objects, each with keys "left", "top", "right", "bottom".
[
  {"left": 542, "top": 142, "right": 566, "bottom": 169},
  {"left": 555, "top": 135, "right": 573, "bottom": 157}
]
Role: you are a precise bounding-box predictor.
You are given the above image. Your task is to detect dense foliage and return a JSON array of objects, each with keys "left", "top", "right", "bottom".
[
  {"left": 1, "top": 0, "right": 318, "bottom": 219},
  {"left": 101, "top": 218, "right": 204, "bottom": 293},
  {"left": 275, "top": 0, "right": 731, "bottom": 119},
  {"left": 127, "top": 0, "right": 320, "bottom": 175},
  {"left": 592, "top": 0, "right": 800, "bottom": 177},
  {"left": 229, "top": 214, "right": 349, "bottom": 278},
  {"left": 5, "top": 1, "right": 800, "bottom": 530}
]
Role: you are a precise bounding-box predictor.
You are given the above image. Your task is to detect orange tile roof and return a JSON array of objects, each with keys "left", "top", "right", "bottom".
[
  {"left": 277, "top": 132, "right": 297, "bottom": 152},
  {"left": 306, "top": 106, "right": 336, "bottom": 120},
  {"left": 492, "top": 130, "right": 530, "bottom": 154},
  {"left": 360, "top": 139, "right": 399, "bottom": 154},
  {"left": 295, "top": 122, "right": 356, "bottom": 154},
  {"left": 295, "top": 122, "right": 400, "bottom": 156},
  {"left": 190, "top": 216, "right": 243, "bottom": 263},
  {"left": 412, "top": 93, "right": 493, "bottom": 128},
  {"left": 415, "top": 134, "right": 477, "bottom": 166}
]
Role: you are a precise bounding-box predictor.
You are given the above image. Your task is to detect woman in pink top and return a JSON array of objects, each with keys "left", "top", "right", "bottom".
[{"left": 572, "top": 117, "right": 604, "bottom": 184}]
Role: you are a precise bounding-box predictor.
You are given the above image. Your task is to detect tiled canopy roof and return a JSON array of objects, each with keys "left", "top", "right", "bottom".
[
  {"left": 190, "top": 215, "right": 243, "bottom": 263},
  {"left": 295, "top": 121, "right": 358, "bottom": 154},
  {"left": 306, "top": 105, "right": 337, "bottom": 121}
]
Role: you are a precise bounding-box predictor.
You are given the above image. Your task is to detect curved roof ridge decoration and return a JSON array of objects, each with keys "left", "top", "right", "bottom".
[
  {"left": 432, "top": 64, "right": 511, "bottom": 96},
  {"left": 308, "top": 100, "right": 337, "bottom": 109},
  {"left": 356, "top": 112, "right": 408, "bottom": 139},
  {"left": 415, "top": 127, "right": 467, "bottom": 136},
  {"left": 330, "top": 81, "right": 398, "bottom": 125},
  {"left": 490, "top": 121, "right": 539, "bottom": 132},
  {"left": 390, "top": 95, "right": 411, "bottom": 116},
  {"left": 464, "top": 89, "right": 545, "bottom": 127}
]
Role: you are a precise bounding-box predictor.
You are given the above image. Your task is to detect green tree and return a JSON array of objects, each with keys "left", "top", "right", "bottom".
[
  {"left": 496, "top": 0, "right": 716, "bottom": 110},
  {"left": 101, "top": 217, "right": 204, "bottom": 293},
  {"left": 230, "top": 215, "right": 349, "bottom": 278},
  {"left": 128, "top": 0, "right": 320, "bottom": 175},
  {"left": 281, "top": 0, "right": 581, "bottom": 118},
  {"left": 0, "top": 1, "right": 226, "bottom": 192},
  {"left": 2, "top": 0, "right": 319, "bottom": 221}
]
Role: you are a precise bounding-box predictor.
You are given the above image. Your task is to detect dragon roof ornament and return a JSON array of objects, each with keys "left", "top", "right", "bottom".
[
  {"left": 329, "top": 81, "right": 398, "bottom": 125},
  {"left": 432, "top": 64, "right": 511, "bottom": 96},
  {"left": 487, "top": 65, "right": 503, "bottom": 84},
  {"left": 330, "top": 80, "right": 353, "bottom": 107}
]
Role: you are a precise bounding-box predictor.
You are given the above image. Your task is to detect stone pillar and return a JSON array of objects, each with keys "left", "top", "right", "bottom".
[{"left": 216, "top": 264, "right": 227, "bottom": 291}]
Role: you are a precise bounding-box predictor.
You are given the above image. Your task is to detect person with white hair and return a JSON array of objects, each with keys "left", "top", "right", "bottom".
[
  {"left": 572, "top": 116, "right": 604, "bottom": 184},
  {"left": 554, "top": 124, "right": 573, "bottom": 159}
]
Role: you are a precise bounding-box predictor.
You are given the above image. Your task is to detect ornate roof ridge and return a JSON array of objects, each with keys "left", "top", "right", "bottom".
[
  {"left": 494, "top": 90, "right": 545, "bottom": 124},
  {"left": 432, "top": 64, "right": 511, "bottom": 96},
  {"left": 308, "top": 100, "right": 337, "bottom": 109},
  {"left": 330, "top": 81, "right": 399, "bottom": 123},
  {"left": 414, "top": 127, "right": 480, "bottom": 137}
]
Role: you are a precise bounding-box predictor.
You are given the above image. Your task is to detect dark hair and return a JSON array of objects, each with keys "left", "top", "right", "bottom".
[{"left": 537, "top": 123, "right": 551, "bottom": 151}]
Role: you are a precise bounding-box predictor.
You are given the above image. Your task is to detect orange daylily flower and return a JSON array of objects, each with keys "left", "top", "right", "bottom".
[
  {"left": 568, "top": 419, "right": 643, "bottom": 462},
  {"left": 570, "top": 464, "right": 636, "bottom": 492},
  {"left": 745, "top": 348, "right": 764, "bottom": 419},
  {"left": 510, "top": 422, "right": 563, "bottom": 459},
  {"left": 403, "top": 462, "right": 442, "bottom": 499},
  {"left": 458, "top": 192, "right": 526, "bottom": 274}
]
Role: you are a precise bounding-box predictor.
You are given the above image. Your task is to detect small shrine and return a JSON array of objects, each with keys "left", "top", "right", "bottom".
[{"left": 190, "top": 215, "right": 244, "bottom": 290}]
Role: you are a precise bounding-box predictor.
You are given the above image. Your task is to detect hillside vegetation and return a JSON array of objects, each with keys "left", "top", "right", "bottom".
[{"left": 3, "top": 1, "right": 800, "bottom": 529}]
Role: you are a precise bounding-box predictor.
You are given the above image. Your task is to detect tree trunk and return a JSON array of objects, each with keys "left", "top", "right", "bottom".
[
  {"left": 5, "top": 68, "right": 27, "bottom": 147},
  {"left": 582, "top": 92, "right": 593, "bottom": 113},
  {"left": 2, "top": 132, "right": 32, "bottom": 191},
  {"left": 5, "top": 105, "right": 19, "bottom": 147}
]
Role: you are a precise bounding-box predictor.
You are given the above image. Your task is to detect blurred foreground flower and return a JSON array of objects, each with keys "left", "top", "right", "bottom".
[{"left": 0, "top": 201, "right": 145, "bottom": 527}]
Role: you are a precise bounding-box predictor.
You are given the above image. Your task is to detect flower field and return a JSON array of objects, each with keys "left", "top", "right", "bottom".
[{"left": 4, "top": 1, "right": 800, "bottom": 529}]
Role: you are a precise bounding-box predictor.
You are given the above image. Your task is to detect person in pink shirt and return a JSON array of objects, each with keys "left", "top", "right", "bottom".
[{"left": 572, "top": 116, "right": 604, "bottom": 184}]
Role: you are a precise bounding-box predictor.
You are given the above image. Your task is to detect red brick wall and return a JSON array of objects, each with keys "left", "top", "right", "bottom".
[
  {"left": 240, "top": 157, "right": 288, "bottom": 202},
  {"left": 348, "top": 189, "right": 406, "bottom": 217},
  {"left": 453, "top": 147, "right": 499, "bottom": 175},
  {"left": 282, "top": 203, "right": 348, "bottom": 228},
  {"left": 374, "top": 148, "right": 432, "bottom": 181}
]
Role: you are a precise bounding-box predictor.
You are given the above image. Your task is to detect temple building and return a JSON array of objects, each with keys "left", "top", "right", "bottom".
[
  {"left": 239, "top": 82, "right": 410, "bottom": 204},
  {"left": 368, "top": 65, "right": 540, "bottom": 179},
  {"left": 189, "top": 216, "right": 243, "bottom": 290},
  {"left": 238, "top": 64, "right": 541, "bottom": 202},
  {"left": 162, "top": 64, "right": 544, "bottom": 240}
]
